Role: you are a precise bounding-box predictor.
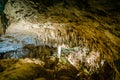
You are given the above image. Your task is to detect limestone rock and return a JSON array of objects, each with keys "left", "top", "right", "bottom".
[{"left": 0, "top": 0, "right": 119, "bottom": 79}]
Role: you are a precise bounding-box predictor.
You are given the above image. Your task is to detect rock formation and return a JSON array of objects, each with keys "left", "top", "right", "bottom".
[{"left": 0, "top": 0, "right": 120, "bottom": 80}]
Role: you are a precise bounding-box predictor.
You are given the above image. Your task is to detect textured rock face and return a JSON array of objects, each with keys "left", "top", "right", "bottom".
[
  {"left": 4, "top": 0, "right": 38, "bottom": 22},
  {"left": 0, "top": 17, "right": 3, "bottom": 35},
  {"left": 2, "top": 0, "right": 119, "bottom": 64},
  {"left": 0, "top": 0, "right": 120, "bottom": 79}
]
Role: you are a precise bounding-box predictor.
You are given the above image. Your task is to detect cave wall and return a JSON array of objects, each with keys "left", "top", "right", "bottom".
[{"left": 0, "top": 0, "right": 120, "bottom": 79}]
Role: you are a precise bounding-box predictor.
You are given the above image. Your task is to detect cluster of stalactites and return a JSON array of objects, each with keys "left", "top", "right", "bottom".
[{"left": 35, "top": 25, "right": 84, "bottom": 48}]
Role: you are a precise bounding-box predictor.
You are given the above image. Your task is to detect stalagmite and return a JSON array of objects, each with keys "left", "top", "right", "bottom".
[{"left": 57, "top": 45, "right": 61, "bottom": 58}]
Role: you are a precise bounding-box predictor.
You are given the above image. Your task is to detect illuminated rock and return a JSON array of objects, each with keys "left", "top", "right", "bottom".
[{"left": 0, "top": 0, "right": 119, "bottom": 77}]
